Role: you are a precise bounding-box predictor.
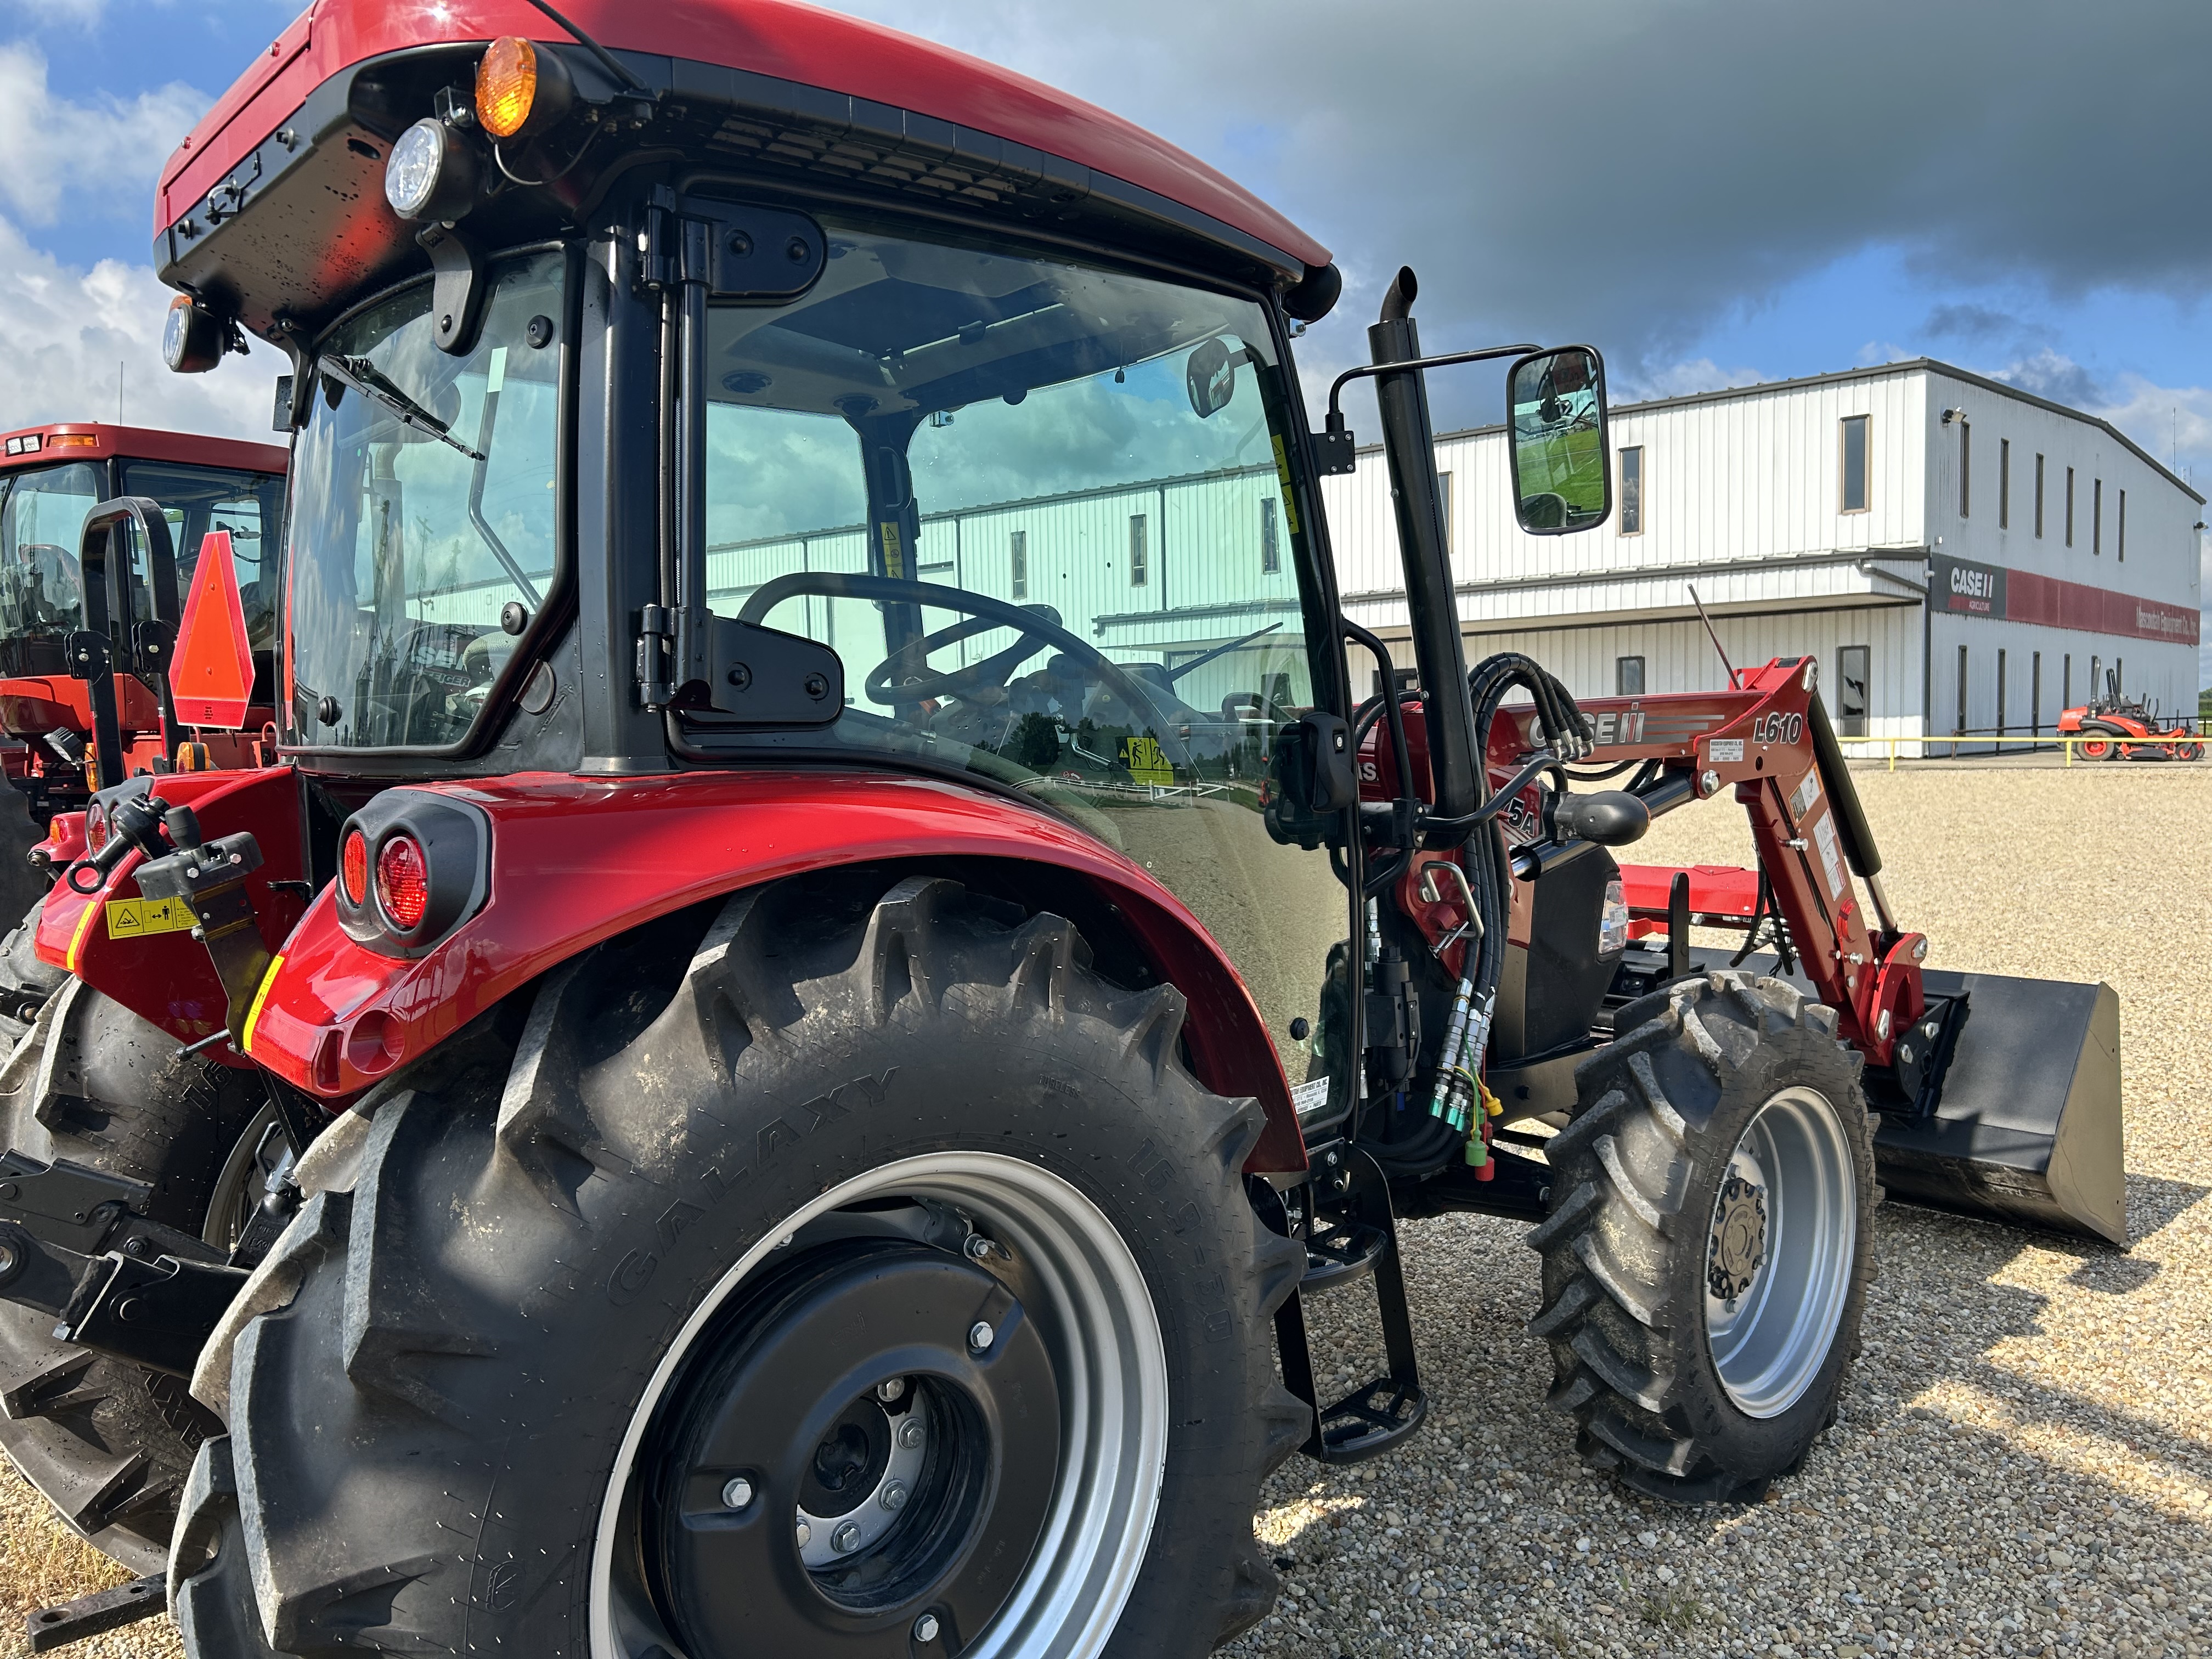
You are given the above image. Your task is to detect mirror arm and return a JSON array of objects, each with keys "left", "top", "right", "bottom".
[
  {"left": 1314, "top": 343, "right": 1538, "bottom": 476},
  {"left": 1324, "top": 343, "right": 1541, "bottom": 428}
]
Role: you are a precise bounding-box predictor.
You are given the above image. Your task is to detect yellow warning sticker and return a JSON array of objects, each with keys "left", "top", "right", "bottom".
[
  {"left": 1118, "top": 735, "right": 1176, "bottom": 787},
  {"left": 104, "top": 896, "right": 198, "bottom": 941}
]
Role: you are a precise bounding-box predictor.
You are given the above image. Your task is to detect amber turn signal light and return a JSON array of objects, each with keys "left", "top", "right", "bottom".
[{"left": 476, "top": 37, "right": 573, "bottom": 142}]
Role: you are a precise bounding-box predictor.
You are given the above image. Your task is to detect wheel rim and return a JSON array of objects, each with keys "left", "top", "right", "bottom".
[
  {"left": 591, "top": 1152, "right": 1168, "bottom": 1659},
  {"left": 1702, "top": 1086, "right": 1857, "bottom": 1419},
  {"left": 201, "top": 1103, "right": 287, "bottom": 1252}
]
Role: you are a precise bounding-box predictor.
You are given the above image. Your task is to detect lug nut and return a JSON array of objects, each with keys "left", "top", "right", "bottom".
[
  {"left": 899, "top": 1418, "right": 925, "bottom": 1449},
  {"left": 880, "top": 1480, "right": 909, "bottom": 1511},
  {"left": 832, "top": 1521, "right": 861, "bottom": 1554},
  {"left": 968, "top": 1321, "right": 994, "bottom": 1352},
  {"left": 963, "top": 1234, "right": 996, "bottom": 1262},
  {"left": 915, "top": 1612, "right": 942, "bottom": 1643},
  {"left": 795, "top": 1519, "right": 811, "bottom": 1547},
  {"left": 721, "top": 1476, "right": 754, "bottom": 1511},
  {"left": 876, "top": 1377, "right": 906, "bottom": 1403}
]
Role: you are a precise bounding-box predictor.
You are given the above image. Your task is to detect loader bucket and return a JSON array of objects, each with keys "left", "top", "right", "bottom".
[{"left": 1872, "top": 966, "right": 2126, "bottom": 1245}]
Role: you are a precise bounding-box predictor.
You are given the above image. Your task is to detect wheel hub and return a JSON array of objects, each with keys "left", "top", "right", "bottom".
[
  {"left": 1706, "top": 1171, "right": 1768, "bottom": 1304},
  {"left": 646, "top": 1241, "right": 1062, "bottom": 1656}
]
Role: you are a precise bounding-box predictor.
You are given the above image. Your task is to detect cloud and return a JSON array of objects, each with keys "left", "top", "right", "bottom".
[
  {"left": 0, "top": 41, "right": 206, "bottom": 224},
  {"left": 0, "top": 213, "right": 276, "bottom": 439},
  {"left": 834, "top": 0, "right": 2212, "bottom": 425},
  {"left": 1619, "top": 358, "right": 1767, "bottom": 402}
]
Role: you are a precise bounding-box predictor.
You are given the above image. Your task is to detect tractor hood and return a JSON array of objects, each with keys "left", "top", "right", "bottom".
[{"left": 155, "top": 0, "right": 1336, "bottom": 348}]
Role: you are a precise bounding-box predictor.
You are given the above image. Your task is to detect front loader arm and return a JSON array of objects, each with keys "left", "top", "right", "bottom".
[{"left": 1503, "top": 656, "right": 1925, "bottom": 1066}]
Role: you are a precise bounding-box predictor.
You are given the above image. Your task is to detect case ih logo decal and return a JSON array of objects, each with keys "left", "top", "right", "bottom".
[
  {"left": 1933, "top": 553, "right": 2199, "bottom": 645},
  {"left": 1589, "top": 708, "right": 1646, "bottom": 746}
]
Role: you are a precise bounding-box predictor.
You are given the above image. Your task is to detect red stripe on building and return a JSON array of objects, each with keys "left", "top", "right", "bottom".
[
  {"left": 1932, "top": 554, "right": 2198, "bottom": 645},
  {"left": 2002, "top": 570, "right": 2198, "bottom": 646}
]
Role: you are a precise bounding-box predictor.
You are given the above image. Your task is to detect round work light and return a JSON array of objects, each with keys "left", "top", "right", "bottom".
[
  {"left": 161, "top": 295, "right": 224, "bottom": 375},
  {"left": 384, "top": 118, "right": 481, "bottom": 223}
]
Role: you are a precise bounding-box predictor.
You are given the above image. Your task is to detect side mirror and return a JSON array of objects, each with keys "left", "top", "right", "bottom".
[
  {"left": 1186, "top": 337, "right": 1237, "bottom": 420},
  {"left": 1508, "top": 346, "right": 1611, "bottom": 535}
]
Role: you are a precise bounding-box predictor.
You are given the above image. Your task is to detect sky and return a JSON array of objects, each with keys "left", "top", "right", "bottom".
[{"left": 4, "top": 0, "right": 2208, "bottom": 684}]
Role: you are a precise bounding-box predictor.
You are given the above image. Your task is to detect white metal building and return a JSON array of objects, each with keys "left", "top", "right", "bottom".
[{"left": 1328, "top": 359, "right": 2205, "bottom": 750}]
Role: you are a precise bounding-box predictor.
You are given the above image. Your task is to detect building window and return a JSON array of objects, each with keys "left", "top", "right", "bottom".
[
  {"left": 1999, "top": 439, "right": 2010, "bottom": 529},
  {"left": 1958, "top": 419, "right": 1971, "bottom": 518},
  {"left": 1128, "top": 513, "right": 1149, "bottom": 586},
  {"left": 2092, "top": 479, "right": 2102, "bottom": 554},
  {"left": 1839, "top": 415, "right": 1869, "bottom": 512},
  {"left": 2118, "top": 489, "right": 2125, "bottom": 561},
  {"left": 2065, "top": 468, "right": 2075, "bottom": 546},
  {"left": 1618, "top": 446, "right": 1643, "bottom": 535},
  {"left": 1009, "top": 529, "right": 1028, "bottom": 600},
  {"left": 2032, "top": 651, "right": 2042, "bottom": 738},
  {"left": 1616, "top": 655, "right": 1646, "bottom": 696},
  {"left": 1956, "top": 646, "right": 1968, "bottom": 736},
  {"left": 2034, "top": 453, "right": 2045, "bottom": 537},
  {"left": 1996, "top": 648, "right": 2007, "bottom": 736},
  {"left": 1259, "top": 495, "right": 1280, "bottom": 574},
  {"left": 1838, "top": 644, "right": 1870, "bottom": 737}
]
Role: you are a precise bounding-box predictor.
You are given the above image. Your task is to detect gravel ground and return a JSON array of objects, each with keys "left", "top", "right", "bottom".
[
  {"left": 1227, "top": 765, "right": 2212, "bottom": 1659},
  {"left": 2, "top": 764, "right": 2204, "bottom": 1658}
]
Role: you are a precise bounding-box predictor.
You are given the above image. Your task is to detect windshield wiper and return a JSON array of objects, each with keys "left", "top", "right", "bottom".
[{"left": 319, "top": 355, "right": 485, "bottom": 462}]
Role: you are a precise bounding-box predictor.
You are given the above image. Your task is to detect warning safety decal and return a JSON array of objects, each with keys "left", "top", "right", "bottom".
[{"left": 105, "top": 896, "right": 198, "bottom": 941}]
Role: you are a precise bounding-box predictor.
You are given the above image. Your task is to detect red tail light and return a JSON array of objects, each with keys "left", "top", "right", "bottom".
[
  {"left": 340, "top": 830, "right": 369, "bottom": 906},
  {"left": 376, "top": 836, "right": 429, "bottom": 929}
]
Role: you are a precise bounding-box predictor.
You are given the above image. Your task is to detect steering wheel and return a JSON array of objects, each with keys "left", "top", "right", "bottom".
[
  {"left": 736, "top": 572, "right": 1197, "bottom": 770},
  {"left": 863, "top": 605, "right": 1063, "bottom": 704}
]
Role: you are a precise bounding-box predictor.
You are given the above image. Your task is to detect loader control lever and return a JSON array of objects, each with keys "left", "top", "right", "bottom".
[{"left": 1547, "top": 791, "right": 1650, "bottom": 847}]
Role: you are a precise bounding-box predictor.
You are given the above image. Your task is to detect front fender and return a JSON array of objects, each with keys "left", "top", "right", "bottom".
[{"left": 247, "top": 770, "right": 1306, "bottom": 1172}]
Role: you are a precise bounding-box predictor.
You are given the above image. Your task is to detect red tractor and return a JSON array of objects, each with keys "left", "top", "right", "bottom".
[
  {"left": 0, "top": 4, "right": 2123, "bottom": 1655},
  {"left": 2056, "top": 669, "right": 2203, "bottom": 761}
]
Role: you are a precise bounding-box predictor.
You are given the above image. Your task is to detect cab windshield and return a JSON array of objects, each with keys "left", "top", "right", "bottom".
[
  {"left": 698, "top": 221, "right": 1323, "bottom": 825},
  {"left": 285, "top": 251, "right": 563, "bottom": 748}
]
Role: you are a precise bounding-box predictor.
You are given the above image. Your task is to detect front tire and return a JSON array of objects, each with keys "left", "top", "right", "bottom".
[
  {"left": 1527, "top": 972, "right": 1876, "bottom": 1503},
  {"left": 173, "top": 874, "right": 1306, "bottom": 1658}
]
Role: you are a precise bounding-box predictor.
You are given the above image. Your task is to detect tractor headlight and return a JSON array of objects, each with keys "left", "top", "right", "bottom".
[{"left": 384, "top": 119, "right": 480, "bottom": 223}]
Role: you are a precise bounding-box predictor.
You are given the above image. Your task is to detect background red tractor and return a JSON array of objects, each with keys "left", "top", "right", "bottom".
[{"left": 0, "top": 4, "right": 2125, "bottom": 1654}]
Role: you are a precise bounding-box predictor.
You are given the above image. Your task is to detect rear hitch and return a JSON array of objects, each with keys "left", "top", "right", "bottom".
[
  {"left": 1255, "top": 1144, "right": 1429, "bottom": 1463},
  {"left": 24, "top": 1575, "right": 167, "bottom": 1652}
]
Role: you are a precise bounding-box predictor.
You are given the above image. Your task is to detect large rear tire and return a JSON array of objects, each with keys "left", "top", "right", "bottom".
[
  {"left": 0, "top": 980, "right": 268, "bottom": 1570},
  {"left": 1527, "top": 972, "right": 1876, "bottom": 1503},
  {"left": 0, "top": 785, "right": 46, "bottom": 949},
  {"left": 172, "top": 874, "right": 1307, "bottom": 1658}
]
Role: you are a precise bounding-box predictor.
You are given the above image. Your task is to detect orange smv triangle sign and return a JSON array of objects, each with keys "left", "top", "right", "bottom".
[{"left": 171, "top": 530, "right": 255, "bottom": 729}]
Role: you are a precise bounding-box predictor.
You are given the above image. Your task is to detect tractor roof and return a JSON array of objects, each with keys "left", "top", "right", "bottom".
[
  {"left": 0, "top": 424, "right": 288, "bottom": 476},
  {"left": 157, "top": 0, "right": 1330, "bottom": 341}
]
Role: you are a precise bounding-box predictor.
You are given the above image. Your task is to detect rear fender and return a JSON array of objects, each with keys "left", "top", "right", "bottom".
[
  {"left": 245, "top": 771, "right": 1307, "bottom": 1173},
  {"left": 37, "top": 765, "right": 307, "bottom": 1054}
]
